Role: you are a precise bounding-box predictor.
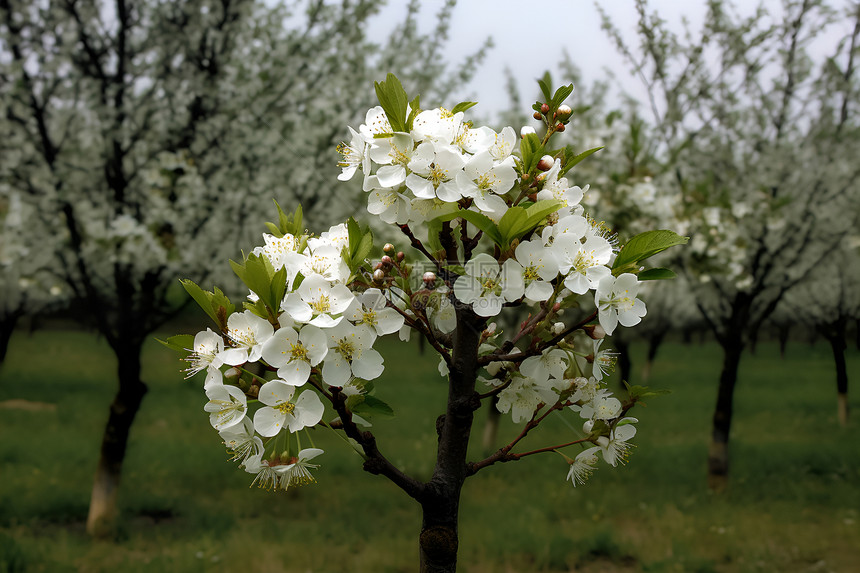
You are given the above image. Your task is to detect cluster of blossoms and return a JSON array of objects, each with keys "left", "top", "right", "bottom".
[
  {"left": 180, "top": 219, "right": 407, "bottom": 490},
  {"left": 172, "top": 75, "right": 682, "bottom": 492},
  {"left": 339, "top": 100, "right": 647, "bottom": 332}
]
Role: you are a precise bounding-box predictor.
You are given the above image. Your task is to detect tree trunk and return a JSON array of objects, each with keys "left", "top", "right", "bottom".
[
  {"left": 708, "top": 339, "right": 744, "bottom": 492},
  {"left": 86, "top": 341, "right": 148, "bottom": 537},
  {"left": 681, "top": 327, "right": 693, "bottom": 345},
  {"left": 825, "top": 324, "right": 849, "bottom": 427},
  {"left": 641, "top": 329, "right": 667, "bottom": 382},
  {"left": 418, "top": 310, "right": 483, "bottom": 572},
  {"left": 748, "top": 328, "right": 758, "bottom": 355},
  {"left": 777, "top": 323, "right": 790, "bottom": 359},
  {"left": 0, "top": 313, "right": 20, "bottom": 366}
]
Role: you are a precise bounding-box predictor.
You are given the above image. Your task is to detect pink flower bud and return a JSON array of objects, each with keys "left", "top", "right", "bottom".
[
  {"left": 555, "top": 123, "right": 566, "bottom": 132},
  {"left": 422, "top": 271, "right": 437, "bottom": 284},
  {"left": 383, "top": 243, "right": 395, "bottom": 253},
  {"left": 372, "top": 269, "right": 386, "bottom": 283},
  {"left": 540, "top": 103, "right": 550, "bottom": 114},
  {"left": 533, "top": 111, "right": 542, "bottom": 120},
  {"left": 381, "top": 255, "right": 393, "bottom": 266},
  {"left": 396, "top": 252, "right": 405, "bottom": 262}
]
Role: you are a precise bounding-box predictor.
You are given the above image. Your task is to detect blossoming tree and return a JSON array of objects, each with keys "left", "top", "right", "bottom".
[
  {"left": 600, "top": 0, "right": 860, "bottom": 488},
  {"left": 776, "top": 240, "right": 860, "bottom": 426},
  {"left": 168, "top": 74, "right": 686, "bottom": 572},
  {"left": 0, "top": 0, "right": 486, "bottom": 537},
  {"left": 0, "top": 190, "right": 68, "bottom": 364}
]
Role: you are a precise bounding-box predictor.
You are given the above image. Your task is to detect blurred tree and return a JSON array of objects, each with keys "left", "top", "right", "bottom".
[
  {"left": 601, "top": 0, "right": 860, "bottom": 488},
  {"left": 777, "top": 238, "right": 860, "bottom": 425},
  {"left": 0, "top": 0, "right": 487, "bottom": 536},
  {"left": 0, "top": 190, "right": 68, "bottom": 364}
]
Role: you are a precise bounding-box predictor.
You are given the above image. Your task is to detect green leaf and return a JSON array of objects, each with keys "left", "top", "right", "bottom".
[
  {"left": 210, "top": 287, "right": 235, "bottom": 324},
  {"left": 270, "top": 266, "right": 288, "bottom": 309},
  {"left": 344, "top": 217, "right": 373, "bottom": 272},
  {"left": 624, "top": 382, "right": 671, "bottom": 406},
  {"left": 612, "top": 230, "right": 689, "bottom": 272},
  {"left": 457, "top": 210, "right": 504, "bottom": 246},
  {"left": 351, "top": 395, "right": 395, "bottom": 419},
  {"left": 264, "top": 222, "right": 282, "bottom": 237},
  {"left": 180, "top": 279, "right": 218, "bottom": 325},
  {"left": 406, "top": 94, "right": 421, "bottom": 131},
  {"left": 428, "top": 209, "right": 504, "bottom": 247},
  {"left": 551, "top": 83, "right": 574, "bottom": 108},
  {"left": 523, "top": 199, "right": 563, "bottom": 228},
  {"left": 156, "top": 334, "right": 195, "bottom": 353},
  {"left": 450, "top": 101, "right": 477, "bottom": 114},
  {"left": 426, "top": 216, "right": 444, "bottom": 253},
  {"left": 231, "top": 254, "right": 277, "bottom": 310},
  {"left": 498, "top": 207, "right": 528, "bottom": 242},
  {"left": 179, "top": 280, "right": 234, "bottom": 329},
  {"left": 497, "top": 200, "right": 564, "bottom": 246},
  {"left": 267, "top": 201, "right": 303, "bottom": 236},
  {"left": 560, "top": 146, "right": 604, "bottom": 176},
  {"left": 637, "top": 267, "right": 677, "bottom": 280},
  {"left": 537, "top": 73, "right": 553, "bottom": 103},
  {"left": 374, "top": 73, "right": 409, "bottom": 133},
  {"left": 519, "top": 132, "right": 545, "bottom": 174}
]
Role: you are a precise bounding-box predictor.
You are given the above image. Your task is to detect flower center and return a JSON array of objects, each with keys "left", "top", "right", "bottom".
[
  {"left": 428, "top": 163, "right": 449, "bottom": 188},
  {"left": 360, "top": 309, "right": 377, "bottom": 325},
  {"left": 523, "top": 264, "right": 542, "bottom": 282},
  {"left": 572, "top": 251, "right": 596, "bottom": 274},
  {"left": 335, "top": 338, "right": 355, "bottom": 361},
  {"left": 276, "top": 401, "right": 296, "bottom": 416},
  {"left": 230, "top": 327, "right": 256, "bottom": 348},
  {"left": 392, "top": 147, "right": 410, "bottom": 166},
  {"left": 337, "top": 142, "right": 360, "bottom": 168},
  {"left": 310, "top": 294, "right": 331, "bottom": 314},
  {"left": 479, "top": 275, "right": 501, "bottom": 296},
  {"left": 476, "top": 172, "right": 497, "bottom": 192},
  {"left": 290, "top": 342, "right": 309, "bottom": 362}
]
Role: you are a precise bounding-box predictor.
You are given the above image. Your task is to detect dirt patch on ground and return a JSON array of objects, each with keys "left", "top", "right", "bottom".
[{"left": 0, "top": 399, "right": 57, "bottom": 412}]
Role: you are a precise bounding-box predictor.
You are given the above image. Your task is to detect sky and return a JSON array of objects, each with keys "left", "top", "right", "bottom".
[
  {"left": 366, "top": 0, "right": 714, "bottom": 118},
  {"left": 366, "top": 0, "right": 852, "bottom": 122}
]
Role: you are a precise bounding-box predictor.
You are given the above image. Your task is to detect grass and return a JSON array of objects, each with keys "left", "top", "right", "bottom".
[{"left": 0, "top": 329, "right": 858, "bottom": 572}]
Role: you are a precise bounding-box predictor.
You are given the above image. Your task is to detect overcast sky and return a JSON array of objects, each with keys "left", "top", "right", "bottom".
[{"left": 366, "top": 0, "right": 851, "bottom": 121}]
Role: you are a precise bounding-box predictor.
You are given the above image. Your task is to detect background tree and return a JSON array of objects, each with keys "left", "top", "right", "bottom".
[
  {"left": 777, "top": 239, "right": 860, "bottom": 425},
  {"left": 0, "top": 0, "right": 486, "bottom": 536},
  {"left": 600, "top": 0, "right": 860, "bottom": 488},
  {"left": 0, "top": 189, "right": 68, "bottom": 364}
]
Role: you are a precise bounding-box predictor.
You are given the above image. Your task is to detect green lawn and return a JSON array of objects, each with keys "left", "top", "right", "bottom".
[{"left": 0, "top": 330, "right": 858, "bottom": 572}]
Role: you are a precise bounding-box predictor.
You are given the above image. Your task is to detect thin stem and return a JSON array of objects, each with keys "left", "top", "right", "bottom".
[
  {"left": 479, "top": 309, "right": 598, "bottom": 366},
  {"left": 328, "top": 387, "right": 425, "bottom": 500},
  {"left": 399, "top": 224, "right": 444, "bottom": 273},
  {"left": 466, "top": 402, "right": 564, "bottom": 475}
]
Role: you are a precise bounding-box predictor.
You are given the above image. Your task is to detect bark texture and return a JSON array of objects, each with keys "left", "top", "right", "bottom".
[
  {"left": 86, "top": 341, "right": 147, "bottom": 537},
  {"left": 0, "top": 314, "right": 20, "bottom": 366},
  {"left": 418, "top": 309, "right": 484, "bottom": 573},
  {"left": 707, "top": 339, "right": 743, "bottom": 491},
  {"left": 824, "top": 323, "right": 849, "bottom": 426}
]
